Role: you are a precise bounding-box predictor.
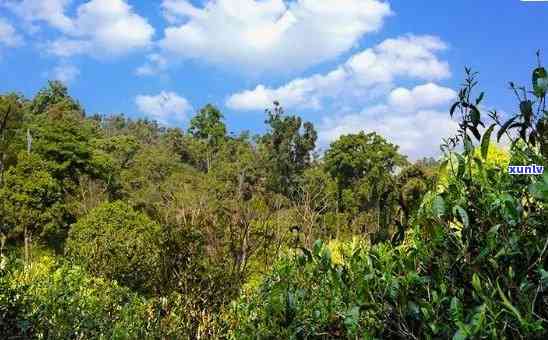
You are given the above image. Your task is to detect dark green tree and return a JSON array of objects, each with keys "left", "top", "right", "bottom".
[
  {"left": 261, "top": 102, "right": 317, "bottom": 197},
  {"left": 0, "top": 94, "right": 25, "bottom": 184},
  {"left": 324, "top": 132, "right": 406, "bottom": 236},
  {"left": 0, "top": 153, "right": 65, "bottom": 256}
]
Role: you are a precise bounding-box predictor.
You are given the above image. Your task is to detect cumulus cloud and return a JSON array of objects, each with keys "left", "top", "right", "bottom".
[
  {"left": 388, "top": 83, "right": 456, "bottom": 111},
  {"left": 3, "top": 0, "right": 154, "bottom": 57},
  {"left": 0, "top": 18, "right": 22, "bottom": 47},
  {"left": 50, "top": 63, "right": 80, "bottom": 83},
  {"left": 135, "top": 91, "right": 192, "bottom": 124},
  {"left": 159, "top": 0, "right": 392, "bottom": 73},
  {"left": 136, "top": 53, "right": 169, "bottom": 76},
  {"left": 316, "top": 80, "right": 458, "bottom": 160},
  {"left": 318, "top": 101, "right": 459, "bottom": 160},
  {"left": 1, "top": 0, "right": 73, "bottom": 31},
  {"left": 227, "top": 35, "right": 451, "bottom": 111}
]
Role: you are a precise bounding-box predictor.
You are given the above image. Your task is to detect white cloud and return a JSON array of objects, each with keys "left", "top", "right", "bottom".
[
  {"left": 227, "top": 35, "right": 451, "bottom": 111},
  {"left": 4, "top": 0, "right": 154, "bottom": 57},
  {"left": 388, "top": 83, "right": 456, "bottom": 111},
  {"left": 136, "top": 53, "right": 169, "bottom": 76},
  {"left": 46, "top": 38, "right": 91, "bottom": 57},
  {"left": 160, "top": 0, "right": 392, "bottom": 73},
  {"left": 227, "top": 68, "right": 347, "bottom": 110},
  {"left": 317, "top": 81, "right": 458, "bottom": 160},
  {"left": 0, "top": 18, "right": 22, "bottom": 47},
  {"left": 135, "top": 91, "right": 192, "bottom": 124},
  {"left": 50, "top": 63, "right": 80, "bottom": 83},
  {"left": 2, "top": 0, "right": 73, "bottom": 31}
]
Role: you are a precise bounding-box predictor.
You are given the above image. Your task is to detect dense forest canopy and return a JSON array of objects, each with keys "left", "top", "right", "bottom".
[{"left": 0, "top": 59, "right": 547, "bottom": 339}]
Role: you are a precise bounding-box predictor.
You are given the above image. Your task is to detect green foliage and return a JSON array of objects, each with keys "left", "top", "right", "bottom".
[
  {"left": 29, "top": 81, "right": 82, "bottom": 116},
  {"left": 0, "top": 255, "right": 216, "bottom": 339},
  {"left": 27, "top": 112, "right": 100, "bottom": 182},
  {"left": 324, "top": 132, "right": 408, "bottom": 241},
  {"left": 65, "top": 201, "right": 163, "bottom": 294},
  {"left": 0, "top": 153, "right": 65, "bottom": 240},
  {"left": 325, "top": 131, "right": 406, "bottom": 190},
  {"left": 228, "top": 63, "right": 548, "bottom": 339},
  {"left": 188, "top": 104, "right": 227, "bottom": 144},
  {"left": 0, "top": 93, "right": 25, "bottom": 182},
  {"left": 0, "top": 55, "right": 547, "bottom": 340},
  {"left": 261, "top": 102, "right": 317, "bottom": 197},
  {"left": 188, "top": 104, "right": 228, "bottom": 172}
]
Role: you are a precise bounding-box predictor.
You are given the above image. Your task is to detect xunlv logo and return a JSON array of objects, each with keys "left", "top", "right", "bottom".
[{"left": 508, "top": 165, "right": 544, "bottom": 175}]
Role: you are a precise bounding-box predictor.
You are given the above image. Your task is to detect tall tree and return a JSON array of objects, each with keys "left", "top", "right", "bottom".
[
  {"left": 261, "top": 102, "right": 317, "bottom": 197},
  {"left": 29, "top": 81, "right": 82, "bottom": 116},
  {"left": 324, "top": 132, "right": 407, "bottom": 235},
  {"left": 0, "top": 94, "right": 25, "bottom": 184},
  {"left": 0, "top": 153, "right": 64, "bottom": 259},
  {"left": 188, "top": 104, "right": 227, "bottom": 172}
]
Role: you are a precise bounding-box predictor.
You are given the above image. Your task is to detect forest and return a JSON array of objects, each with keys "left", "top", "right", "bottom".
[{"left": 0, "top": 60, "right": 547, "bottom": 339}]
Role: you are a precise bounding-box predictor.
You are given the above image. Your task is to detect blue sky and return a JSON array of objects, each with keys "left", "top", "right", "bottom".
[{"left": 0, "top": 0, "right": 546, "bottom": 159}]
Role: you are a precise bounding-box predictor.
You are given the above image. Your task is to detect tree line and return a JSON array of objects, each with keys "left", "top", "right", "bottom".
[{"left": 0, "top": 57, "right": 547, "bottom": 338}]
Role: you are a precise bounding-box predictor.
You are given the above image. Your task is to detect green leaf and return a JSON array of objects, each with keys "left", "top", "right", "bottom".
[
  {"left": 470, "top": 105, "right": 481, "bottom": 127},
  {"left": 480, "top": 124, "right": 495, "bottom": 159},
  {"left": 463, "top": 135, "right": 474, "bottom": 154},
  {"left": 539, "top": 269, "right": 548, "bottom": 285},
  {"left": 456, "top": 153, "right": 466, "bottom": 178},
  {"left": 453, "top": 329, "right": 467, "bottom": 340},
  {"left": 520, "top": 100, "right": 533, "bottom": 124},
  {"left": 475, "top": 92, "right": 485, "bottom": 105},
  {"left": 529, "top": 172, "right": 548, "bottom": 201},
  {"left": 472, "top": 274, "right": 482, "bottom": 292},
  {"left": 432, "top": 195, "right": 446, "bottom": 218},
  {"left": 470, "top": 126, "right": 481, "bottom": 141},
  {"left": 533, "top": 67, "right": 547, "bottom": 97},
  {"left": 450, "top": 297, "right": 463, "bottom": 322},
  {"left": 497, "top": 116, "right": 518, "bottom": 142},
  {"left": 450, "top": 102, "right": 460, "bottom": 118},
  {"left": 439, "top": 159, "right": 449, "bottom": 173},
  {"left": 313, "top": 240, "right": 324, "bottom": 257},
  {"left": 453, "top": 206, "right": 469, "bottom": 228},
  {"left": 496, "top": 282, "right": 524, "bottom": 325},
  {"left": 472, "top": 157, "right": 486, "bottom": 182},
  {"left": 321, "top": 247, "right": 332, "bottom": 267}
]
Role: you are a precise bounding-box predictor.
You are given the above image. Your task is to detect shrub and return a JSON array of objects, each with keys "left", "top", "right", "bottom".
[
  {"left": 0, "top": 255, "right": 199, "bottom": 339},
  {"left": 65, "top": 201, "right": 163, "bottom": 294}
]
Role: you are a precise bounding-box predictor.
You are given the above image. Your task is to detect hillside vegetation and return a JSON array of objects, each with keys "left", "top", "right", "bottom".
[{"left": 0, "top": 61, "right": 547, "bottom": 339}]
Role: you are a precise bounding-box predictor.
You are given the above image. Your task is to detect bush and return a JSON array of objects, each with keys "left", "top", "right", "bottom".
[
  {"left": 0, "top": 255, "right": 200, "bottom": 339},
  {"left": 65, "top": 201, "right": 163, "bottom": 294}
]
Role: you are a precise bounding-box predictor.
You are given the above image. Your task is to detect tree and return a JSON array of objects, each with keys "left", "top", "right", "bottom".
[
  {"left": 324, "top": 132, "right": 407, "bottom": 236},
  {"left": 210, "top": 132, "right": 262, "bottom": 200},
  {"left": 261, "top": 102, "right": 317, "bottom": 197},
  {"left": 0, "top": 153, "right": 64, "bottom": 259},
  {"left": 65, "top": 201, "right": 163, "bottom": 294},
  {"left": 391, "top": 164, "right": 432, "bottom": 244},
  {"left": 0, "top": 94, "right": 25, "bottom": 184},
  {"left": 295, "top": 166, "right": 337, "bottom": 246},
  {"left": 26, "top": 110, "right": 100, "bottom": 184},
  {"left": 29, "top": 81, "right": 82, "bottom": 116},
  {"left": 188, "top": 104, "right": 227, "bottom": 172}
]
